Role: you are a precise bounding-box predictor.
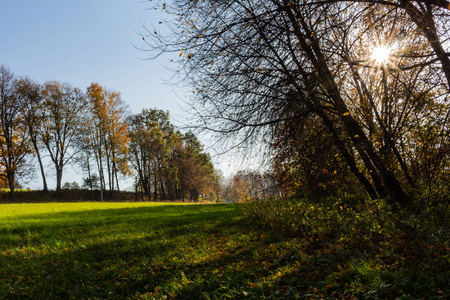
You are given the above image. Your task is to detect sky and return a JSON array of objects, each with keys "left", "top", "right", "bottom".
[
  {"left": 1, "top": 1, "right": 179, "bottom": 115},
  {"left": 0, "top": 0, "right": 248, "bottom": 189}
]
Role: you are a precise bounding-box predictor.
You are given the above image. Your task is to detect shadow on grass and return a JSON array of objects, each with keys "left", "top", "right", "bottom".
[
  {"left": 0, "top": 203, "right": 448, "bottom": 299},
  {"left": 0, "top": 204, "right": 253, "bottom": 298}
]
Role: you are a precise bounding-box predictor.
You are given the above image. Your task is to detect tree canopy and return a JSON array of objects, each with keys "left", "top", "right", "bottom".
[
  {"left": 0, "top": 66, "right": 219, "bottom": 201},
  {"left": 144, "top": 0, "right": 450, "bottom": 206}
]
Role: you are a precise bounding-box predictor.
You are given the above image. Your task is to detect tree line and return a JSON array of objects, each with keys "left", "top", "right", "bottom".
[
  {"left": 146, "top": 0, "right": 449, "bottom": 207},
  {"left": 0, "top": 65, "right": 221, "bottom": 201}
]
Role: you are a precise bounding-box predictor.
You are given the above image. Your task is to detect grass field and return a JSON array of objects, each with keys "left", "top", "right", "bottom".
[
  {"left": 0, "top": 201, "right": 448, "bottom": 299},
  {"left": 0, "top": 202, "right": 246, "bottom": 299}
]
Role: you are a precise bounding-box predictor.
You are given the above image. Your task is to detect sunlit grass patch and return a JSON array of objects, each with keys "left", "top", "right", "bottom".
[
  {"left": 0, "top": 202, "right": 241, "bottom": 298},
  {"left": 0, "top": 188, "right": 33, "bottom": 193}
]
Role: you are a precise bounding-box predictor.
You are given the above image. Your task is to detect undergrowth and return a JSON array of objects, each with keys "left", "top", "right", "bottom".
[{"left": 242, "top": 196, "right": 450, "bottom": 298}]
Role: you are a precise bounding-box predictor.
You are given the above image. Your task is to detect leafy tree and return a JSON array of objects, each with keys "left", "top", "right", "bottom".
[
  {"left": 0, "top": 65, "right": 32, "bottom": 198},
  {"left": 82, "top": 174, "right": 100, "bottom": 190},
  {"left": 70, "top": 181, "right": 80, "bottom": 189},
  {"left": 210, "top": 169, "right": 224, "bottom": 202},
  {"left": 82, "top": 174, "right": 100, "bottom": 200},
  {"left": 223, "top": 170, "right": 277, "bottom": 203},
  {"left": 127, "top": 110, "right": 169, "bottom": 200},
  {"left": 127, "top": 110, "right": 217, "bottom": 202},
  {"left": 272, "top": 113, "right": 363, "bottom": 199},
  {"left": 62, "top": 181, "right": 79, "bottom": 190},
  {"left": 173, "top": 131, "right": 216, "bottom": 201},
  {"left": 140, "top": 109, "right": 177, "bottom": 201},
  {"left": 86, "top": 83, "right": 130, "bottom": 198}
]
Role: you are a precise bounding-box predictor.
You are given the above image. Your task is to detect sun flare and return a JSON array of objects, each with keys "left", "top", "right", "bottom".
[{"left": 370, "top": 46, "right": 390, "bottom": 64}]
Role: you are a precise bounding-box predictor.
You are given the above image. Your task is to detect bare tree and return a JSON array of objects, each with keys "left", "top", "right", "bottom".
[
  {"left": 144, "top": 0, "right": 449, "bottom": 206},
  {"left": 16, "top": 77, "right": 49, "bottom": 193},
  {"left": 41, "top": 81, "right": 87, "bottom": 191}
]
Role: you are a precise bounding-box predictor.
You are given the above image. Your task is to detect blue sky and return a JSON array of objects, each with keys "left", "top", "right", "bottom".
[{"left": 0, "top": 0, "right": 182, "bottom": 118}]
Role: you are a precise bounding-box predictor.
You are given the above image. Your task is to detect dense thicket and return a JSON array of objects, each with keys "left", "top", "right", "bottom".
[
  {"left": 0, "top": 65, "right": 218, "bottom": 201},
  {"left": 145, "top": 0, "right": 449, "bottom": 206}
]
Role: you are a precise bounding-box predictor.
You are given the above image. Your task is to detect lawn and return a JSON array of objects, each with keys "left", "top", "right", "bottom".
[
  {"left": 0, "top": 201, "right": 448, "bottom": 299},
  {"left": 0, "top": 202, "right": 246, "bottom": 299}
]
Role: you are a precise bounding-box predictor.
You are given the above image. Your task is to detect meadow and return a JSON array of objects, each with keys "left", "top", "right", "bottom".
[{"left": 0, "top": 201, "right": 448, "bottom": 299}]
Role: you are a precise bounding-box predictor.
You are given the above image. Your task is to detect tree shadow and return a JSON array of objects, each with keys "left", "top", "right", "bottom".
[{"left": 1, "top": 204, "right": 447, "bottom": 299}]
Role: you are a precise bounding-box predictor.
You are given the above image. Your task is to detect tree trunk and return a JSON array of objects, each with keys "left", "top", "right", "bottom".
[
  {"left": 115, "top": 164, "right": 120, "bottom": 192},
  {"left": 160, "top": 180, "right": 166, "bottom": 200},
  {"left": 7, "top": 171, "right": 15, "bottom": 199},
  {"left": 154, "top": 176, "right": 158, "bottom": 201},
  {"left": 106, "top": 152, "right": 113, "bottom": 199},
  {"left": 56, "top": 167, "right": 63, "bottom": 191},
  {"left": 33, "top": 144, "right": 48, "bottom": 193},
  {"left": 318, "top": 110, "right": 379, "bottom": 200},
  {"left": 87, "top": 155, "right": 94, "bottom": 201}
]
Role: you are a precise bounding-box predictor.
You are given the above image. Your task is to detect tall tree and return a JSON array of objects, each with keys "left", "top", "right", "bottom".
[
  {"left": 16, "top": 77, "right": 49, "bottom": 192},
  {"left": 86, "top": 83, "right": 130, "bottom": 198},
  {"left": 41, "top": 81, "right": 87, "bottom": 191},
  {"left": 127, "top": 110, "right": 168, "bottom": 200},
  {"left": 140, "top": 109, "right": 177, "bottom": 201},
  {"left": 145, "top": 0, "right": 449, "bottom": 206},
  {"left": 0, "top": 65, "right": 32, "bottom": 198},
  {"left": 175, "top": 131, "right": 216, "bottom": 201},
  {"left": 224, "top": 170, "right": 263, "bottom": 203}
]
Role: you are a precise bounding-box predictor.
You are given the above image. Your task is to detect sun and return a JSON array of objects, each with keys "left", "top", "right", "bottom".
[{"left": 370, "top": 46, "right": 391, "bottom": 64}]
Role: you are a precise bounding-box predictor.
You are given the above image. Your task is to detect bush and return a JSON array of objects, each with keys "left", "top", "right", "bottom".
[
  {"left": 242, "top": 197, "right": 399, "bottom": 240},
  {"left": 241, "top": 195, "right": 450, "bottom": 297}
]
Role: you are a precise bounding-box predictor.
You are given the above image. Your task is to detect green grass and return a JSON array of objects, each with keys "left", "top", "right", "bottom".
[
  {"left": 0, "top": 202, "right": 244, "bottom": 299},
  {"left": 0, "top": 201, "right": 449, "bottom": 299}
]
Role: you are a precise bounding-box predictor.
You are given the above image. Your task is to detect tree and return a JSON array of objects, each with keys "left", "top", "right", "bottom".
[
  {"left": 71, "top": 181, "right": 80, "bottom": 189},
  {"left": 41, "top": 81, "right": 87, "bottom": 191},
  {"left": 140, "top": 109, "right": 177, "bottom": 201},
  {"left": 398, "top": 1, "right": 450, "bottom": 89},
  {"left": 82, "top": 174, "right": 100, "bottom": 200},
  {"left": 272, "top": 112, "right": 364, "bottom": 199},
  {"left": 86, "top": 83, "right": 130, "bottom": 198},
  {"left": 127, "top": 110, "right": 217, "bottom": 202},
  {"left": 210, "top": 169, "right": 224, "bottom": 202},
  {"left": 223, "top": 170, "right": 271, "bottom": 203},
  {"left": 16, "top": 77, "right": 49, "bottom": 192},
  {"left": 0, "top": 65, "right": 32, "bottom": 198},
  {"left": 62, "top": 181, "right": 79, "bottom": 190},
  {"left": 145, "top": 0, "right": 449, "bottom": 206},
  {"left": 82, "top": 174, "right": 100, "bottom": 190},
  {"left": 127, "top": 110, "right": 168, "bottom": 200},
  {"left": 173, "top": 131, "right": 216, "bottom": 201}
]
